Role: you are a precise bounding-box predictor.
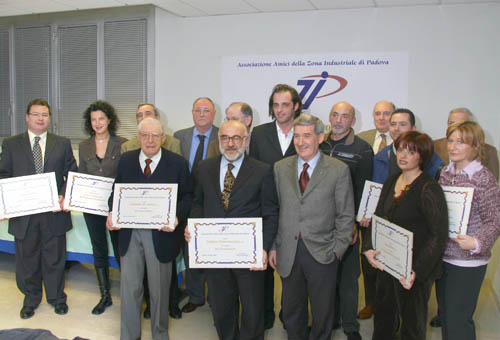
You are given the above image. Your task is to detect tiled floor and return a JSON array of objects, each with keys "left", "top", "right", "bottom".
[{"left": 0, "top": 251, "right": 499, "bottom": 339}]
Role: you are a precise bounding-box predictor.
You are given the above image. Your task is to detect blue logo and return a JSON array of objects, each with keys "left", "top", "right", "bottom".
[{"left": 297, "top": 71, "right": 348, "bottom": 109}]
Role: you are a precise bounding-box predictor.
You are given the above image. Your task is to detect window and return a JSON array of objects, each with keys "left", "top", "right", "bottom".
[{"left": 0, "top": 29, "right": 10, "bottom": 137}]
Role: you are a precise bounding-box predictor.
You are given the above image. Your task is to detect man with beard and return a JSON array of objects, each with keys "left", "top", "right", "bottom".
[
  {"left": 186, "top": 120, "right": 279, "bottom": 340},
  {"left": 320, "top": 101, "right": 373, "bottom": 340}
]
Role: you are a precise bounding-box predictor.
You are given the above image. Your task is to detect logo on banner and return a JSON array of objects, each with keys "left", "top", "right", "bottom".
[{"left": 297, "top": 71, "right": 348, "bottom": 109}]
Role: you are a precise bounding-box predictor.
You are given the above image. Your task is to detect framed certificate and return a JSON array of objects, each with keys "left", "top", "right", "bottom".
[
  {"left": 111, "top": 183, "right": 177, "bottom": 229},
  {"left": 0, "top": 172, "right": 60, "bottom": 219},
  {"left": 372, "top": 215, "right": 413, "bottom": 281},
  {"left": 64, "top": 171, "right": 114, "bottom": 216},
  {"left": 357, "top": 180, "right": 383, "bottom": 221},
  {"left": 188, "top": 218, "right": 263, "bottom": 269},
  {"left": 441, "top": 185, "right": 474, "bottom": 238}
]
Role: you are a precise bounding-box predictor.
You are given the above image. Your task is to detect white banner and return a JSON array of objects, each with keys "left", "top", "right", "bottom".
[{"left": 221, "top": 52, "right": 408, "bottom": 131}]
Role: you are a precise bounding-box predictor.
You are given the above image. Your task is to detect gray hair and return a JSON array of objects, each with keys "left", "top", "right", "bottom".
[
  {"left": 226, "top": 102, "right": 253, "bottom": 128},
  {"left": 449, "top": 107, "right": 475, "bottom": 121},
  {"left": 294, "top": 114, "right": 324, "bottom": 135},
  {"left": 374, "top": 100, "right": 396, "bottom": 112},
  {"left": 192, "top": 97, "right": 215, "bottom": 110},
  {"left": 218, "top": 120, "right": 249, "bottom": 138},
  {"left": 138, "top": 117, "right": 164, "bottom": 134}
]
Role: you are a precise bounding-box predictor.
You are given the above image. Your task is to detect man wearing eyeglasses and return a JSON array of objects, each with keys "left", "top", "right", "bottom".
[
  {"left": 206, "top": 102, "right": 253, "bottom": 159},
  {"left": 121, "top": 103, "right": 181, "bottom": 155},
  {"left": 186, "top": 120, "right": 278, "bottom": 340},
  {"left": 107, "top": 117, "right": 192, "bottom": 340},
  {"left": 174, "top": 97, "right": 219, "bottom": 314},
  {"left": 0, "top": 98, "right": 77, "bottom": 319}
]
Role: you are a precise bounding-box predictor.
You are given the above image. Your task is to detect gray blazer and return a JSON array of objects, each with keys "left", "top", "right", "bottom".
[
  {"left": 174, "top": 125, "right": 219, "bottom": 161},
  {"left": 357, "top": 128, "right": 377, "bottom": 147},
  {"left": 273, "top": 152, "right": 355, "bottom": 278},
  {"left": 78, "top": 135, "right": 127, "bottom": 178}
]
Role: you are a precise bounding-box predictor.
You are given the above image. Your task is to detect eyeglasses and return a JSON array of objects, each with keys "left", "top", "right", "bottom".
[
  {"left": 29, "top": 112, "right": 50, "bottom": 118},
  {"left": 220, "top": 135, "right": 244, "bottom": 143},
  {"left": 139, "top": 132, "right": 162, "bottom": 140}
]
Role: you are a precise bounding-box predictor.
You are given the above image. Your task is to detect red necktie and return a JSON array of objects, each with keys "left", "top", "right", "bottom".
[
  {"left": 299, "top": 163, "right": 309, "bottom": 195},
  {"left": 144, "top": 158, "right": 152, "bottom": 178}
]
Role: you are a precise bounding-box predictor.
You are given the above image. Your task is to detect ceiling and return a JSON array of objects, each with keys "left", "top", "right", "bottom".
[{"left": 0, "top": 0, "right": 498, "bottom": 18}]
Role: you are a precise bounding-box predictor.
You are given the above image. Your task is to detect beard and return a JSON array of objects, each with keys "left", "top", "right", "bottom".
[{"left": 219, "top": 143, "right": 245, "bottom": 162}]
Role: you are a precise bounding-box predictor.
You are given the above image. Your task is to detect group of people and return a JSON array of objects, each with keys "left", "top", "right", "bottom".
[{"left": 0, "top": 83, "right": 499, "bottom": 340}]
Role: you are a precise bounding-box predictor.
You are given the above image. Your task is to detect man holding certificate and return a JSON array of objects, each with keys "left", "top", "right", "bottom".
[
  {"left": 106, "top": 117, "right": 193, "bottom": 340},
  {"left": 186, "top": 119, "right": 279, "bottom": 340},
  {"left": 270, "top": 114, "right": 354, "bottom": 340},
  {"left": 0, "top": 98, "right": 77, "bottom": 319}
]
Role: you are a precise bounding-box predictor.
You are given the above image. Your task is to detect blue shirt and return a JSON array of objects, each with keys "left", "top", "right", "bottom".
[
  {"left": 297, "top": 151, "right": 321, "bottom": 180},
  {"left": 188, "top": 126, "right": 213, "bottom": 171}
]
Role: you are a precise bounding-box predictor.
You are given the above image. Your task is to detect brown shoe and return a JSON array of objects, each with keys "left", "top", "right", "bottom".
[
  {"left": 357, "top": 305, "right": 375, "bottom": 319},
  {"left": 181, "top": 302, "right": 204, "bottom": 313}
]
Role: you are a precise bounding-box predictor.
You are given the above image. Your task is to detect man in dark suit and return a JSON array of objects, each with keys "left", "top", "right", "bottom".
[
  {"left": 0, "top": 98, "right": 77, "bottom": 319},
  {"left": 248, "top": 83, "right": 302, "bottom": 329},
  {"left": 106, "top": 117, "right": 192, "bottom": 340},
  {"left": 186, "top": 120, "right": 279, "bottom": 340},
  {"left": 174, "top": 97, "right": 218, "bottom": 313},
  {"left": 269, "top": 114, "right": 355, "bottom": 340}
]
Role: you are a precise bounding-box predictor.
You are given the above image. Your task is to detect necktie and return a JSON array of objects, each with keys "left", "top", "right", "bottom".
[
  {"left": 192, "top": 135, "right": 206, "bottom": 171},
  {"left": 221, "top": 163, "right": 235, "bottom": 211},
  {"left": 33, "top": 136, "right": 43, "bottom": 174},
  {"left": 144, "top": 158, "right": 152, "bottom": 178},
  {"left": 377, "top": 133, "right": 387, "bottom": 154},
  {"left": 299, "top": 163, "right": 309, "bottom": 195}
]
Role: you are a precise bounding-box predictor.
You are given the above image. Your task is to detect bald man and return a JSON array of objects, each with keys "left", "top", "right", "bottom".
[{"left": 358, "top": 101, "right": 395, "bottom": 154}]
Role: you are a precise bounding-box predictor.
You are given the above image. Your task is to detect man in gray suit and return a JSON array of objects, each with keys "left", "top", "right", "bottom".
[
  {"left": 269, "top": 114, "right": 355, "bottom": 340},
  {"left": 358, "top": 101, "right": 395, "bottom": 156},
  {"left": 174, "top": 97, "right": 219, "bottom": 313},
  {"left": 0, "top": 98, "right": 77, "bottom": 319}
]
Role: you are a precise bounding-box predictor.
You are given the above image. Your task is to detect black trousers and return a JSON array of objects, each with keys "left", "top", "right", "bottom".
[
  {"left": 206, "top": 268, "right": 265, "bottom": 340},
  {"left": 83, "top": 213, "right": 120, "bottom": 268},
  {"left": 436, "top": 262, "right": 487, "bottom": 340},
  {"left": 360, "top": 226, "right": 377, "bottom": 306},
  {"left": 282, "top": 240, "right": 338, "bottom": 340},
  {"left": 15, "top": 213, "right": 67, "bottom": 307},
  {"left": 373, "top": 270, "right": 433, "bottom": 340}
]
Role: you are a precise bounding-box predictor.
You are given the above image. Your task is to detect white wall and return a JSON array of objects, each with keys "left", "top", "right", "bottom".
[{"left": 155, "top": 3, "right": 500, "bottom": 150}]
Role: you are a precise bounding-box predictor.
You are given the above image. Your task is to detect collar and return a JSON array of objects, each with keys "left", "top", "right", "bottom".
[
  {"left": 326, "top": 128, "right": 355, "bottom": 146},
  {"left": 139, "top": 148, "right": 162, "bottom": 164},
  {"left": 298, "top": 150, "right": 321, "bottom": 169},
  {"left": 194, "top": 126, "right": 213, "bottom": 138},
  {"left": 28, "top": 130, "right": 47, "bottom": 141},
  {"left": 444, "top": 159, "right": 483, "bottom": 179},
  {"left": 221, "top": 153, "right": 244, "bottom": 172},
  {"left": 275, "top": 121, "right": 294, "bottom": 137}
]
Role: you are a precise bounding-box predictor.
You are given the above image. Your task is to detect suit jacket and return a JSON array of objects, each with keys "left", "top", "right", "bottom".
[
  {"left": 112, "top": 148, "right": 193, "bottom": 262},
  {"left": 174, "top": 125, "right": 219, "bottom": 161},
  {"left": 357, "top": 128, "right": 378, "bottom": 147},
  {"left": 273, "top": 153, "right": 355, "bottom": 278},
  {"left": 79, "top": 135, "right": 127, "bottom": 177},
  {"left": 434, "top": 137, "right": 499, "bottom": 181},
  {"left": 249, "top": 121, "right": 296, "bottom": 165},
  {"left": 190, "top": 155, "right": 279, "bottom": 251},
  {"left": 0, "top": 132, "right": 77, "bottom": 239},
  {"left": 206, "top": 138, "right": 221, "bottom": 159},
  {"left": 121, "top": 134, "right": 181, "bottom": 155}
]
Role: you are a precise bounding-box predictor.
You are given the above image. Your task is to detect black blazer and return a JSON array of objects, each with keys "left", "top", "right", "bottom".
[
  {"left": 112, "top": 148, "right": 193, "bottom": 263},
  {"left": 0, "top": 132, "right": 77, "bottom": 239},
  {"left": 190, "top": 155, "right": 279, "bottom": 251},
  {"left": 249, "top": 121, "right": 296, "bottom": 165},
  {"left": 78, "top": 135, "right": 127, "bottom": 178}
]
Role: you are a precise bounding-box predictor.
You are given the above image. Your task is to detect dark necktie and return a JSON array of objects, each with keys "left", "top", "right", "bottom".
[
  {"left": 192, "top": 135, "right": 206, "bottom": 171},
  {"left": 144, "top": 158, "right": 152, "bottom": 178},
  {"left": 378, "top": 133, "right": 387, "bottom": 153},
  {"left": 221, "top": 163, "right": 235, "bottom": 211},
  {"left": 299, "top": 163, "right": 309, "bottom": 195},
  {"left": 33, "top": 136, "right": 43, "bottom": 174}
]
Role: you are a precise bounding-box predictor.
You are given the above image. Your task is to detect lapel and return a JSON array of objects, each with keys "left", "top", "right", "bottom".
[
  {"left": 230, "top": 156, "right": 253, "bottom": 197},
  {"left": 182, "top": 127, "right": 194, "bottom": 159},
  {"left": 267, "top": 122, "right": 285, "bottom": 157},
  {"left": 44, "top": 133, "right": 56, "bottom": 167},
  {"left": 286, "top": 156, "right": 301, "bottom": 200},
  {"left": 21, "top": 132, "right": 36, "bottom": 169},
  {"left": 207, "top": 156, "right": 222, "bottom": 201},
  {"left": 302, "top": 153, "right": 328, "bottom": 198}
]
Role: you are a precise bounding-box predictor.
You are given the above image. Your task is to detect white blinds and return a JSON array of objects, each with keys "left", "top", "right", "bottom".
[{"left": 0, "top": 29, "right": 10, "bottom": 137}]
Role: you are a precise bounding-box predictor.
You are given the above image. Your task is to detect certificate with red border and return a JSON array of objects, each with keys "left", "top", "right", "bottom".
[
  {"left": 188, "top": 218, "right": 263, "bottom": 268},
  {"left": 111, "top": 183, "right": 177, "bottom": 229}
]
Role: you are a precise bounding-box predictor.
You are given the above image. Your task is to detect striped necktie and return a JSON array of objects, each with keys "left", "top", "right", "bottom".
[{"left": 144, "top": 158, "right": 152, "bottom": 178}]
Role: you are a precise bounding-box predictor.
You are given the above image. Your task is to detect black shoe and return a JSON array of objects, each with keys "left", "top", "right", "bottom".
[
  {"left": 345, "top": 331, "right": 362, "bottom": 340},
  {"left": 430, "top": 315, "right": 442, "bottom": 328},
  {"left": 92, "top": 267, "right": 112, "bottom": 315},
  {"left": 20, "top": 306, "right": 35, "bottom": 319},
  {"left": 55, "top": 302, "right": 68, "bottom": 315},
  {"left": 143, "top": 304, "right": 151, "bottom": 319},
  {"left": 169, "top": 305, "right": 182, "bottom": 319}
]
